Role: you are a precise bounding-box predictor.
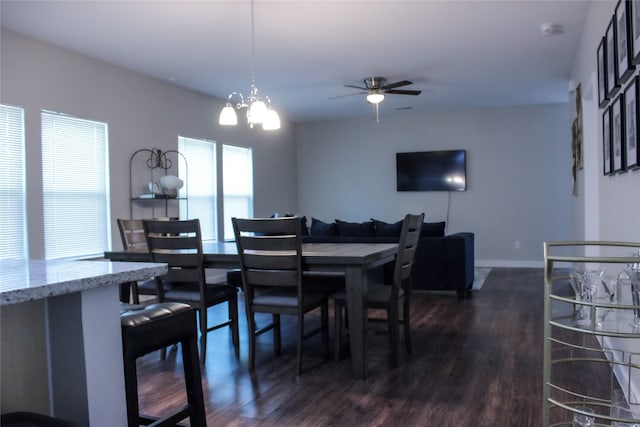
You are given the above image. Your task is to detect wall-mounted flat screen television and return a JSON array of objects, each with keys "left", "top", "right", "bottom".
[{"left": 396, "top": 150, "right": 467, "bottom": 191}]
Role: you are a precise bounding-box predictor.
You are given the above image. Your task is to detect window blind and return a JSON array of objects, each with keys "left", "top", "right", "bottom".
[
  {"left": 41, "top": 111, "right": 110, "bottom": 259},
  {"left": 178, "top": 136, "right": 217, "bottom": 240},
  {"left": 0, "top": 104, "right": 27, "bottom": 259},
  {"left": 223, "top": 145, "right": 253, "bottom": 240}
]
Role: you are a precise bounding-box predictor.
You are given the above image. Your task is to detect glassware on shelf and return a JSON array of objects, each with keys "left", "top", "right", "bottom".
[
  {"left": 571, "top": 266, "right": 606, "bottom": 327},
  {"left": 572, "top": 407, "right": 595, "bottom": 427},
  {"left": 543, "top": 242, "right": 640, "bottom": 427},
  {"left": 611, "top": 389, "right": 640, "bottom": 427}
]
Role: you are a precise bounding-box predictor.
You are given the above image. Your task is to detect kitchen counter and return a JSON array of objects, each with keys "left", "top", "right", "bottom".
[
  {"left": 0, "top": 258, "right": 165, "bottom": 305},
  {"left": 0, "top": 258, "right": 167, "bottom": 426}
]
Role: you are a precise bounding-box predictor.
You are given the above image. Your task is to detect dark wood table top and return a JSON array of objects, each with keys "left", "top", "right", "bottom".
[{"left": 105, "top": 241, "right": 398, "bottom": 269}]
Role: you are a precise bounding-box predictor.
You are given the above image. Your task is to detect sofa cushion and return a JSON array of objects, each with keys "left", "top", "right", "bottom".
[
  {"left": 335, "top": 219, "right": 375, "bottom": 237},
  {"left": 310, "top": 218, "right": 338, "bottom": 236},
  {"left": 372, "top": 218, "right": 403, "bottom": 237},
  {"left": 422, "top": 221, "right": 446, "bottom": 237},
  {"left": 264, "top": 214, "right": 309, "bottom": 236}
]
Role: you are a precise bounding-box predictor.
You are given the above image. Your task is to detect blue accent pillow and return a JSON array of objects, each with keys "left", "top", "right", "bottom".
[
  {"left": 310, "top": 218, "right": 338, "bottom": 236},
  {"left": 335, "top": 219, "right": 375, "bottom": 237},
  {"left": 421, "top": 221, "right": 446, "bottom": 237},
  {"left": 372, "top": 219, "right": 404, "bottom": 237}
]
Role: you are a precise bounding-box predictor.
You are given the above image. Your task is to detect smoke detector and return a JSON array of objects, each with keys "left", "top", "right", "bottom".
[{"left": 540, "top": 23, "right": 564, "bottom": 37}]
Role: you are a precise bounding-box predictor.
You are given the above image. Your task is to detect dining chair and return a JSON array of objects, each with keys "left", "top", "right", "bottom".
[
  {"left": 143, "top": 219, "right": 239, "bottom": 363},
  {"left": 117, "top": 218, "right": 154, "bottom": 303},
  {"left": 232, "top": 216, "right": 330, "bottom": 375},
  {"left": 333, "top": 212, "right": 424, "bottom": 366},
  {"left": 118, "top": 218, "right": 184, "bottom": 304}
]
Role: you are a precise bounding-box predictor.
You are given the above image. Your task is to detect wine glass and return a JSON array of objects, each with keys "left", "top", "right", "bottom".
[{"left": 572, "top": 407, "right": 595, "bottom": 427}]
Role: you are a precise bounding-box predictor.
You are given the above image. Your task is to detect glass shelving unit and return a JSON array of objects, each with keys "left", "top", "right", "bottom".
[{"left": 543, "top": 241, "right": 640, "bottom": 427}]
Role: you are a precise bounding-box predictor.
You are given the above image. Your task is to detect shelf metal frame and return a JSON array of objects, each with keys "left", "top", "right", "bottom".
[
  {"left": 128, "top": 148, "right": 189, "bottom": 219},
  {"left": 543, "top": 241, "right": 640, "bottom": 426}
]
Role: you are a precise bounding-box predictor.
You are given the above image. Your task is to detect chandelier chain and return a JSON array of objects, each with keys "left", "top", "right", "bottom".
[
  {"left": 250, "top": 0, "right": 256, "bottom": 89},
  {"left": 218, "top": 0, "right": 280, "bottom": 130}
]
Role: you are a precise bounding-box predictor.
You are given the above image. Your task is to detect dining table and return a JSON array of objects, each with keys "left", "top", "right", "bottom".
[
  {"left": 104, "top": 240, "right": 398, "bottom": 379},
  {"left": 0, "top": 258, "right": 167, "bottom": 426}
]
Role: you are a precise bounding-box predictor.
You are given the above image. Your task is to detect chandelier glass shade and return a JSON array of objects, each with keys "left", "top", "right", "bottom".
[{"left": 218, "top": 0, "right": 280, "bottom": 130}]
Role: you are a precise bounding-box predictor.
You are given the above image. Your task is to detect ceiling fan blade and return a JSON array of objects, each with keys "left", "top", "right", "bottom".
[
  {"left": 381, "top": 80, "right": 413, "bottom": 90},
  {"left": 385, "top": 89, "right": 422, "bottom": 96},
  {"left": 344, "top": 84, "right": 368, "bottom": 90},
  {"left": 329, "top": 91, "right": 366, "bottom": 100}
]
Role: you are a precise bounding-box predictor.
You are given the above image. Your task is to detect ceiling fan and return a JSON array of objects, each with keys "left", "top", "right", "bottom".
[{"left": 334, "top": 77, "right": 422, "bottom": 122}]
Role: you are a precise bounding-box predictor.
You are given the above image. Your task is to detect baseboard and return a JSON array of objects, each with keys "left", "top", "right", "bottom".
[{"left": 475, "top": 259, "right": 543, "bottom": 268}]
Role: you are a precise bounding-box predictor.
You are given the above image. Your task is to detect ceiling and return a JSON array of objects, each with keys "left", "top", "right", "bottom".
[{"left": 0, "top": 0, "right": 591, "bottom": 123}]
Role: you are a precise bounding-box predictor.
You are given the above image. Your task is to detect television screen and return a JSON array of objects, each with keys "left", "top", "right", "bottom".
[{"left": 396, "top": 150, "right": 467, "bottom": 191}]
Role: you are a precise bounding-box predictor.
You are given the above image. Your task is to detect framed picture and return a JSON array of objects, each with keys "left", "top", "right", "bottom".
[
  {"left": 625, "top": 76, "right": 640, "bottom": 169},
  {"left": 616, "top": 0, "right": 635, "bottom": 83},
  {"left": 607, "top": 17, "right": 621, "bottom": 98},
  {"left": 612, "top": 95, "right": 625, "bottom": 173},
  {"left": 598, "top": 37, "right": 609, "bottom": 107},
  {"left": 632, "top": 0, "right": 640, "bottom": 63},
  {"left": 603, "top": 107, "right": 613, "bottom": 175}
]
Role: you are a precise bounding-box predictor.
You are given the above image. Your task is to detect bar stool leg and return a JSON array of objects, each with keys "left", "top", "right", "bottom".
[
  {"left": 123, "top": 356, "right": 140, "bottom": 427},
  {"left": 182, "top": 332, "right": 206, "bottom": 427}
]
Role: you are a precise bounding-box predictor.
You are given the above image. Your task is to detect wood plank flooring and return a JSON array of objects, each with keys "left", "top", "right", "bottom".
[{"left": 134, "top": 268, "right": 608, "bottom": 426}]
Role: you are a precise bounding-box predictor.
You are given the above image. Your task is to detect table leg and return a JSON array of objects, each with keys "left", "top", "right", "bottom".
[{"left": 345, "top": 265, "right": 368, "bottom": 379}]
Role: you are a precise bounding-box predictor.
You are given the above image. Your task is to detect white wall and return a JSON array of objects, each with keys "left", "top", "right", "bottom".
[
  {"left": 569, "top": 1, "right": 640, "bottom": 405},
  {"left": 296, "top": 104, "right": 573, "bottom": 267},
  {"left": 0, "top": 30, "right": 298, "bottom": 256},
  {"left": 570, "top": 2, "right": 640, "bottom": 245}
]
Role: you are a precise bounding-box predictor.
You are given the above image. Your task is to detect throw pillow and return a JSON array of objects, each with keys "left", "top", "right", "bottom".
[
  {"left": 371, "top": 218, "right": 403, "bottom": 237},
  {"left": 265, "top": 213, "right": 309, "bottom": 235},
  {"left": 300, "top": 216, "right": 309, "bottom": 236},
  {"left": 310, "top": 217, "right": 338, "bottom": 236},
  {"left": 421, "top": 221, "right": 446, "bottom": 237},
  {"left": 335, "top": 219, "right": 375, "bottom": 237}
]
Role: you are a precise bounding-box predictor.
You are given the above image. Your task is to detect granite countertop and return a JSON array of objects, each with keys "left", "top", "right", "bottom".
[{"left": 0, "top": 259, "right": 167, "bottom": 306}]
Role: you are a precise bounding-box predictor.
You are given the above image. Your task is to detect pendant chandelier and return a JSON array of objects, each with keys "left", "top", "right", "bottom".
[{"left": 218, "top": 0, "right": 280, "bottom": 130}]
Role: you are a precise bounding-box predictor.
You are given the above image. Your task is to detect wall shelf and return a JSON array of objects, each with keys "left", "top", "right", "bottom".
[{"left": 129, "top": 148, "right": 188, "bottom": 219}]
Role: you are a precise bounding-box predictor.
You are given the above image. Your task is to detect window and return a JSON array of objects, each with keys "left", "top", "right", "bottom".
[
  {"left": 178, "top": 136, "right": 217, "bottom": 240},
  {"left": 223, "top": 145, "right": 253, "bottom": 240},
  {"left": 41, "top": 111, "right": 110, "bottom": 259},
  {"left": 0, "top": 104, "right": 27, "bottom": 259}
]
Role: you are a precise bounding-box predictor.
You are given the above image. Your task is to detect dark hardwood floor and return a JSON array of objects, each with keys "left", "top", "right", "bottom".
[{"left": 133, "top": 268, "right": 606, "bottom": 426}]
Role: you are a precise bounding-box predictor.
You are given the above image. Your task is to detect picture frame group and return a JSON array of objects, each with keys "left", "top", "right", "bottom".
[{"left": 598, "top": 0, "right": 640, "bottom": 175}]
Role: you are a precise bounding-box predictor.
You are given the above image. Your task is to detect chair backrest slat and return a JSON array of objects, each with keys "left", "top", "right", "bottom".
[
  {"left": 233, "top": 217, "right": 303, "bottom": 297},
  {"left": 238, "top": 235, "right": 298, "bottom": 252},
  {"left": 143, "top": 219, "right": 204, "bottom": 291},
  {"left": 243, "top": 253, "right": 298, "bottom": 270},
  {"left": 393, "top": 213, "right": 425, "bottom": 295},
  {"left": 245, "top": 270, "right": 299, "bottom": 287},
  {"left": 117, "top": 219, "right": 148, "bottom": 250},
  {"left": 147, "top": 235, "right": 200, "bottom": 251}
]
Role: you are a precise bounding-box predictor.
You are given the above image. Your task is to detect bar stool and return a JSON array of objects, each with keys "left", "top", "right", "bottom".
[
  {"left": 120, "top": 302, "right": 206, "bottom": 427},
  {"left": 1, "top": 412, "right": 83, "bottom": 427}
]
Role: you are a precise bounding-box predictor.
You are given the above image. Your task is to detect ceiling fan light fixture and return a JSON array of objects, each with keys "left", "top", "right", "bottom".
[{"left": 367, "top": 92, "right": 385, "bottom": 104}]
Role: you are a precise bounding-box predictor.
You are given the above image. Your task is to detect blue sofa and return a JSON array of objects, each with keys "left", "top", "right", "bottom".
[{"left": 300, "top": 217, "right": 475, "bottom": 299}]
